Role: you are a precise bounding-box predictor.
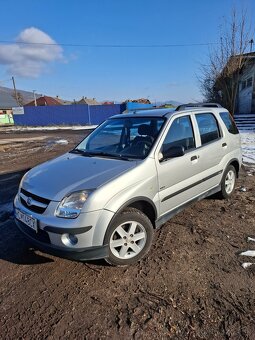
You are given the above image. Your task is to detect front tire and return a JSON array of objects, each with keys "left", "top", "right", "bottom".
[
  {"left": 218, "top": 165, "right": 237, "bottom": 199},
  {"left": 104, "top": 208, "right": 154, "bottom": 266}
]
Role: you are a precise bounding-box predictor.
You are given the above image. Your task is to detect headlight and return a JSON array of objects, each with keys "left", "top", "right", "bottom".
[{"left": 55, "top": 191, "right": 90, "bottom": 219}]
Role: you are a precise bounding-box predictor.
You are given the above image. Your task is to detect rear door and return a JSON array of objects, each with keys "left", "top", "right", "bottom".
[{"left": 192, "top": 112, "right": 225, "bottom": 190}]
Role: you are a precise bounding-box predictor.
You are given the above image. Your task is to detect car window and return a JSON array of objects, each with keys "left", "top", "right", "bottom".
[
  {"left": 76, "top": 117, "right": 165, "bottom": 159},
  {"left": 195, "top": 113, "right": 220, "bottom": 145},
  {"left": 220, "top": 112, "right": 239, "bottom": 135},
  {"left": 161, "top": 115, "right": 195, "bottom": 154}
]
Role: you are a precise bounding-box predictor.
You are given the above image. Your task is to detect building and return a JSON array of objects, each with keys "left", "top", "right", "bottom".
[
  {"left": 0, "top": 108, "right": 14, "bottom": 125},
  {"left": 75, "top": 96, "right": 100, "bottom": 105},
  {"left": 25, "top": 95, "right": 62, "bottom": 106},
  {"left": 236, "top": 52, "right": 255, "bottom": 113}
]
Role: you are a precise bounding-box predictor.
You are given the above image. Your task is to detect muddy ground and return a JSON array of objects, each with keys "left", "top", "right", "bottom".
[{"left": 0, "top": 127, "right": 255, "bottom": 339}]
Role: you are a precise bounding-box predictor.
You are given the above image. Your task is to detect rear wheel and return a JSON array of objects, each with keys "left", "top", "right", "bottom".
[
  {"left": 218, "top": 165, "right": 237, "bottom": 199},
  {"left": 104, "top": 208, "right": 153, "bottom": 266}
]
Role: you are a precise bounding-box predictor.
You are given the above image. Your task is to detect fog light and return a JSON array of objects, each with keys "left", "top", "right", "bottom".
[{"left": 61, "top": 233, "right": 78, "bottom": 246}]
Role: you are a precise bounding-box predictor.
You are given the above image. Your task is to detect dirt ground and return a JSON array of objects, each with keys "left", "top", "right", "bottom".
[{"left": 0, "top": 127, "right": 255, "bottom": 339}]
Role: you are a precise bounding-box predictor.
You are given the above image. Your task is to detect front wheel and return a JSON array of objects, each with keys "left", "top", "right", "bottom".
[
  {"left": 218, "top": 165, "right": 237, "bottom": 199},
  {"left": 104, "top": 208, "right": 154, "bottom": 266}
]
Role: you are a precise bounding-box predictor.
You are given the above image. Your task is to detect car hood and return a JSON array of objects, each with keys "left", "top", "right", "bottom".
[{"left": 21, "top": 153, "right": 137, "bottom": 201}]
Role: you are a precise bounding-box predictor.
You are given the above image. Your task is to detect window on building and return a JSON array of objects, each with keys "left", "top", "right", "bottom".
[
  {"left": 195, "top": 113, "right": 220, "bottom": 145},
  {"left": 247, "top": 77, "right": 253, "bottom": 88},
  {"left": 241, "top": 80, "right": 246, "bottom": 90}
]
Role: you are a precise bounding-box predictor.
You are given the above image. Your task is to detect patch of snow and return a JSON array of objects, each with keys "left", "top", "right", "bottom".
[
  {"left": 240, "top": 250, "right": 255, "bottom": 257},
  {"left": 240, "top": 131, "right": 255, "bottom": 166},
  {"left": 247, "top": 237, "right": 255, "bottom": 243},
  {"left": 2, "top": 125, "right": 97, "bottom": 132},
  {"left": 54, "top": 139, "right": 68, "bottom": 145},
  {"left": 241, "top": 262, "right": 254, "bottom": 269}
]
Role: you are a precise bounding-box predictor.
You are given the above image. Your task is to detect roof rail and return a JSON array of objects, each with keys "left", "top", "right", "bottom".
[
  {"left": 175, "top": 102, "right": 222, "bottom": 111},
  {"left": 123, "top": 106, "right": 167, "bottom": 113}
]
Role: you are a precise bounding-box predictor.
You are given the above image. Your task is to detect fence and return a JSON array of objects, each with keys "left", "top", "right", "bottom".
[{"left": 13, "top": 104, "right": 126, "bottom": 126}]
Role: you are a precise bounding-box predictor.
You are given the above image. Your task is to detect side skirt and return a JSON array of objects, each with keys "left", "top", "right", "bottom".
[{"left": 155, "top": 185, "right": 221, "bottom": 229}]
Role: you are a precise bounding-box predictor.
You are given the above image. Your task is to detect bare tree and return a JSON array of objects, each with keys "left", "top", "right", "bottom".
[
  {"left": 12, "top": 91, "right": 25, "bottom": 106},
  {"left": 199, "top": 8, "right": 253, "bottom": 114}
]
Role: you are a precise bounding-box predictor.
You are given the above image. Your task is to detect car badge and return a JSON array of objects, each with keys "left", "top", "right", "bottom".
[{"left": 26, "top": 197, "right": 32, "bottom": 206}]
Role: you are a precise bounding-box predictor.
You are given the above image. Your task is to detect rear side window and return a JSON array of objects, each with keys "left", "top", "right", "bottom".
[
  {"left": 196, "top": 113, "right": 220, "bottom": 145},
  {"left": 162, "top": 115, "right": 195, "bottom": 152},
  {"left": 220, "top": 112, "right": 239, "bottom": 134}
]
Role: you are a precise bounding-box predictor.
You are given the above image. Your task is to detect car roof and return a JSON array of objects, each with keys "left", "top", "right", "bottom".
[
  {"left": 112, "top": 108, "right": 174, "bottom": 119},
  {"left": 110, "top": 107, "right": 228, "bottom": 120}
]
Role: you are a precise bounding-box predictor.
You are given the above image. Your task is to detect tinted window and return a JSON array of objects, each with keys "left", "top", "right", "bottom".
[
  {"left": 196, "top": 113, "right": 220, "bottom": 145},
  {"left": 220, "top": 112, "right": 239, "bottom": 134},
  {"left": 162, "top": 116, "right": 195, "bottom": 153}
]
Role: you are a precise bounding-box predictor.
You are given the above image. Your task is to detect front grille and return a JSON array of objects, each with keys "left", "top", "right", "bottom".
[
  {"left": 20, "top": 188, "right": 50, "bottom": 204},
  {"left": 18, "top": 220, "right": 51, "bottom": 244},
  {"left": 20, "top": 188, "right": 51, "bottom": 214},
  {"left": 20, "top": 197, "right": 46, "bottom": 214}
]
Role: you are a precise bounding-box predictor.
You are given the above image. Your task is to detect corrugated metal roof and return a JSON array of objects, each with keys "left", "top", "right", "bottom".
[{"left": 0, "top": 86, "right": 38, "bottom": 109}]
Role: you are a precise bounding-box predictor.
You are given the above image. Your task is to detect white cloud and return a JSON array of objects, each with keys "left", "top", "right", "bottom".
[{"left": 0, "top": 27, "right": 63, "bottom": 78}]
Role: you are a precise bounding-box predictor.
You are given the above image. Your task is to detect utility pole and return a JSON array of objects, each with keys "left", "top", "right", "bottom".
[
  {"left": 12, "top": 76, "right": 20, "bottom": 106},
  {"left": 88, "top": 104, "right": 91, "bottom": 125},
  {"left": 249, "top": 39, "right": 254, "bottom": 52},
  {"left": 33, "top": 90, "right": 37, "bottom": 106}
]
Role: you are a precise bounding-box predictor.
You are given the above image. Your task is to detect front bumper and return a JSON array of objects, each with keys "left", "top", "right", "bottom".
[{"left": 15, "top": 218, "right": 109, "bottom": 261}]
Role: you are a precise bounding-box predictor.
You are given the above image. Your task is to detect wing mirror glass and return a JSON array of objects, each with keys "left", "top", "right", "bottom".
[{"left": 159, "top": 145, "right": 185, "bottom": 161}]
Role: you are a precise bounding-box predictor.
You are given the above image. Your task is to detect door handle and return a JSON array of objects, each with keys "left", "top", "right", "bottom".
[
  {"left": 190, "top": 155, "right": 198, "bottom": 161},
  {"left": 222, "top": 142, "right": 227, "bottom": 147}
]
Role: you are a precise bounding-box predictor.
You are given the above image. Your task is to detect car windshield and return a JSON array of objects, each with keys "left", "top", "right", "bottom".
[{"left": 73, "top": 117, "right": 165, "bottom": 160}]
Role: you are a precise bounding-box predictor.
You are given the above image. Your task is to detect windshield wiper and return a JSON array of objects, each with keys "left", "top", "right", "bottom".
[
  {"left": 88, "top": 151, "right": 132, "bottom": 161},
  {"left": 69, "top": 149, "right": 131, "bottom": 160},
  {"left": 69, "top": 149, "right": 93, "bottom": 156}
]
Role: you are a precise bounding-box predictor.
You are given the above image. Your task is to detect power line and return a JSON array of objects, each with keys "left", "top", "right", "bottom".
[
  {"left": 0, "top": 78, "right": 12, "bottom": 84},
  {"left": 0, "top": 40, "right": 219, "bottom": 48}
]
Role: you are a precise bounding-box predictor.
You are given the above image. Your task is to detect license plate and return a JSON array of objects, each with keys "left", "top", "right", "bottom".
[{"left": 15, "top": 209, "right": 37, "bottom": 232}]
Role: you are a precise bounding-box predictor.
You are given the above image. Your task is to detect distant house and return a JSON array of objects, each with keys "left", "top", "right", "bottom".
[
  {"left": 25, "top": 95, "right": 62, "bottom": 106},
  {"left": 102, "top": 101, "right": 114, "bottom": 105},
  {"left": 54, "top": 96, "right": 72, "bottom": 105},
  {"left": 75, "top": 96, "right": 100, "bottom": 105}
]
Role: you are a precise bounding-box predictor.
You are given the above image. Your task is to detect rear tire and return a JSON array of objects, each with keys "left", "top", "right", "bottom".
[
  {"left": 218, "top": 165, "right": 237, "bottom": 199},
  {"left": 104, "top": 208, "right": 153, "bottom": 266}
]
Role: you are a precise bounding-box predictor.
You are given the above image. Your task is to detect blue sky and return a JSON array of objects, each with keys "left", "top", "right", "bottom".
[{"left": 0, "top": 0, "right": 254, "bottom": 103}]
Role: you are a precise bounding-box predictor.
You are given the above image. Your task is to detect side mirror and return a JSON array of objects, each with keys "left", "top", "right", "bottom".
[{"left": 161, "top": 145, "right": 185, "bottom": 161}]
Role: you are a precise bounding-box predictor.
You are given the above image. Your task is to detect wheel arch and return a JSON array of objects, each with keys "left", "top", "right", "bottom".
[
  {"left": 226, "top": 158, "right": 240, "bottom": 177},
  {"left": 109, "top": 197, "right": 157, "bottom": 228}
]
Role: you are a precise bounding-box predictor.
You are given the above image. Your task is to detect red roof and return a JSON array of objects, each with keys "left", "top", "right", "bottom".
[{"left": 25, "top": 96, "right": 62, "bottom": 106}]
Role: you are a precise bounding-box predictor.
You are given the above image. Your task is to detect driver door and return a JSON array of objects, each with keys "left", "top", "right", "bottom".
[{"left": 156, "top": 115, "right": 202, "bottom": 216}]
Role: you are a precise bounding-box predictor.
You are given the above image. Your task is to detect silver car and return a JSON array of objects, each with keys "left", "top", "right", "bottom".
[{"left": 14, "top": 107, "right": 242, "bottom": 265}]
